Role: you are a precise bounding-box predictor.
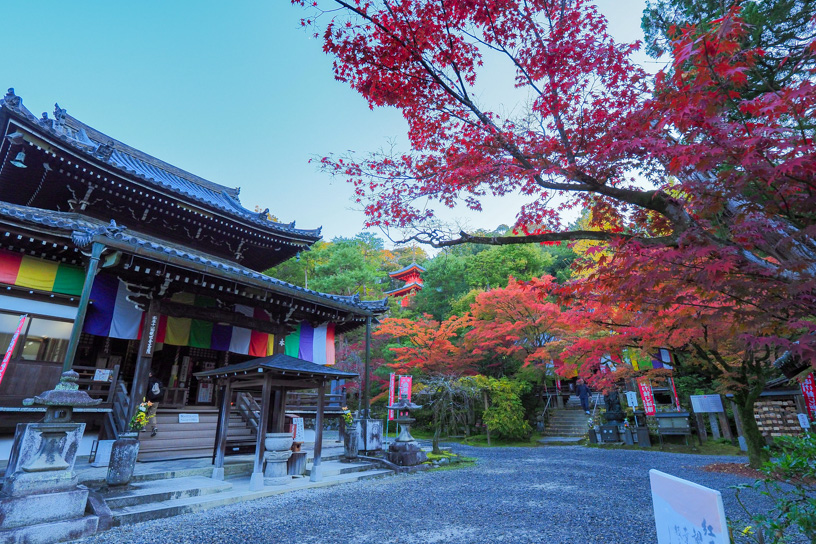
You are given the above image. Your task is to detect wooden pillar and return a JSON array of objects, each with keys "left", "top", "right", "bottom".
[
  {"left": 127, "top": 299, "right": 160, "bottom": 420},
  {"left": 363, "top": 316, "right": 371, "bottom": 418},
  {"left": 730, "top": 400, "right": 748, "bottom": 451},
  {"left": 250, "top": 372, "right": 272, "bottom": 491},
  {"left": 212, "top": 379, "right": 233, "bottom": 480},
  {"left": 695, "top": 413, "right": 708, "bottom": 443},
  {"left": 62, "top": 242, "right": 105, "bottom": 372},
  {"left": 276, "top": 387, "right": 288, "bottom": 433},
  {"left": 310, "top": 381, "right": 325, "bottom": 482},
  {"left": 717, "top": 397, "right": 733, "bottom": 441}
]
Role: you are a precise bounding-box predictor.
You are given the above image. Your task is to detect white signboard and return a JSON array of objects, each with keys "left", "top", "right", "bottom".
[
  {"left": 292, "top": 417, "right": 305, "bottom": 442},
  {"left": 650, "top": 469, "right": 728, "bottom": 544},
  {"left": 690, "top": 395, "right": 724, "bottom": 413},
  {"left": 626, "top": 391, "right": 638, "bottom": 409},
  {"left": 178, "top": 413, "right": 199, "bottom": 423},
  {"left": 798, "top": 413, "right": 811, "bottom": 429},
  {"left": 93, "top": 369, "right": 112, "bottom": 382},
  {"left": 196, "top": 382, "right": 214, "bottom": 404}
]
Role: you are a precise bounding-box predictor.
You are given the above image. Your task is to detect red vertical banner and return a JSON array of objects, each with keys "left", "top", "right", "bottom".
[
  {"left": 398, "top": 375, "right": 412, "bottom": 401},
  {"left": 801, "top": 374, "right": 816, "bottom": 419},
  {"left": 0, "top": 315, "right": 27, "bottom": 387},
  {"left": 638, "top": 378, "right": 656, "bottom": 416},
  {"left": 670, "top": 376, "right": 682, "bottom": 412},
  {"left": 387, "top": 373, "right": 396, "bottom": 421}
]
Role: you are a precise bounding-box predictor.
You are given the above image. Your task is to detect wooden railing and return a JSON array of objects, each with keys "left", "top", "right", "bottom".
[
  {"left": 73, "top": 364, "right": 120, "bottom": 404},
  {"left": 285, "top": 391, "right": 346, "bottom": 413},
  {"left": 101, "top": 382, "right": 130, "bottom": 440},
  {"left": 235, "top": 391, "right": 261, "bottom": 431}
]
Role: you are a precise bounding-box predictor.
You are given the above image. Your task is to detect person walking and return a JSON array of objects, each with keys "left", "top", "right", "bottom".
[
  {"left": 145, "top": 370, "right": 164, "bottom": 437},
  {"left": 576, "top": 378, "right": 591, "bottom": 415}
]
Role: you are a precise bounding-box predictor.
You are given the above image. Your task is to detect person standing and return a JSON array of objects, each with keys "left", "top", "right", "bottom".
[
  {"left": 576, "top": 378, "right": 591, "bottom": 415},
  {"left": 146, "top": 370, "right": 164, "bottom": 437}
]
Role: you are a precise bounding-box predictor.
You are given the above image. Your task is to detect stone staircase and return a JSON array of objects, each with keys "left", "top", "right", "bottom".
[
  {"left": 541, "top": 395, "right": 599, "bottom": 439},
  {"left": 95, "top": 454, "right": 392, "bottom": 527}
]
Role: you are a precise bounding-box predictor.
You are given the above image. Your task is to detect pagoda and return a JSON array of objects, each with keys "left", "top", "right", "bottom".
[{"left": 384, "top": 263, "right": 425, "bottom": 307}]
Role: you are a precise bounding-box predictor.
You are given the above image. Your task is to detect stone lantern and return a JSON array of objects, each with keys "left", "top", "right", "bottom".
[
  {"left": 385, "top": 395, "right": 427, "bottom": 466},
  {"left": 0, "top": 370, "right": 102, "bottom": 542}
]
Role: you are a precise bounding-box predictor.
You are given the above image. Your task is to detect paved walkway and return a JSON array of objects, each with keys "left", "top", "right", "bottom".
[{"left": 76, "top": 443, "right": 786, "bottom": 544}]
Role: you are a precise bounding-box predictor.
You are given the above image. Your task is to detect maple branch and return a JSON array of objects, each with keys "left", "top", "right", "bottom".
[{"left": 397, "top": 229, "right": 675, "bottom": 248}]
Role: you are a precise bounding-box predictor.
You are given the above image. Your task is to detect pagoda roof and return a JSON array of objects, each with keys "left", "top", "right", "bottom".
[
  {"left": 0, "top": 200, "right": 388, "bottom": 318},
  {"left": 384, "top": 281, "right": 423, "bottom": 296},
  {"left": 388, "top": 262, "right": 426, "bottom": 279},
  {"left": 0, "top": 90, "right": 321, "bottom": 243}
]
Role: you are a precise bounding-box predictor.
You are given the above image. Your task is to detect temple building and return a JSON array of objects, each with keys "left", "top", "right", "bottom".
[
  {"left": 0, "top": 88, "right": 387, "bottom": 460},
  {"left": 384, "top": 263, "right": 425, "bottom": 307}
]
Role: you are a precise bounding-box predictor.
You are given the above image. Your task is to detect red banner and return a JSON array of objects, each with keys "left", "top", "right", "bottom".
[
  {"left": 0, "top": 315, "right": 27, "bottom": 387},
  {"left": 801, "top": 374, "right": 816, "bottom": 420},
  {"left": 387, "top": 373, "right": 396, "bottom": 421},
  {"left": 399, "top": 375, "right": 412, "bottom": 401},
  {"left": 638, "top": 378, "right": 656, "bottom": 416},
  {"left": 670, "top": 377, "right": 682, "bottom": 412}
]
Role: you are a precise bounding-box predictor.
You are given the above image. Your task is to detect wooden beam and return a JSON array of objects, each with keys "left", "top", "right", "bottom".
[
  {"left": 212, "top": 380, "right": 233, "bottom": 480},
  {"left": 250, "top": 372, "right": 272, "bottom": 491},
  {"left": 310, "top": 381, "right": 325, "bottom": 482}
]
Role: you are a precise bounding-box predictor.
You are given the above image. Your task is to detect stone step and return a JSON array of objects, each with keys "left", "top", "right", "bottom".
[
  {"left": 109, "top": 469, "right": 394, "bottom": 527},
  {"left": 79, "top": 460, "right": 254, "bottom": 488},
  {"left": 303, "top": 460, "right": 373, "bottom": 477},
  {"left": 103, "top": 476, "right": 234, "bottom": 509}
]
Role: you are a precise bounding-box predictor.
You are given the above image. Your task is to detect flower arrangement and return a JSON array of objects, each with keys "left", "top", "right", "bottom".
[
  {"left": 341, "top": 406, "right": 354, "bottom": 426},
  {"left": 129, "top": 400, "right": 154, "bottom": 431}
]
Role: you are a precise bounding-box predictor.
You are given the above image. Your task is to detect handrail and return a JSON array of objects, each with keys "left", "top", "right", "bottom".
[{"left": 235, "top": 392, "right": 260, "bottom": 431}]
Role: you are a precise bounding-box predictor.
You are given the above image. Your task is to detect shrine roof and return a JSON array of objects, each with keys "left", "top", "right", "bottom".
[
  {"left": 194, "top": 353, "right": 357, "bottom": 381},
  {"left": 0, "top": 200, "right": 388, "bottom": 316},
  {"left": 388, "top": 263, "right": 426, "bottom": 278},
  {"left": 384, "top": 281, "right": 423, "bottom": 296},
  {"left": 0, "top": 91, "right": 321, "bottom": 242}
]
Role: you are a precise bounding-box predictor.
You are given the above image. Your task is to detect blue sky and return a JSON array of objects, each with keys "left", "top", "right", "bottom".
[{"left": 3, "top": 1, "right": 656, "bottom": 245}]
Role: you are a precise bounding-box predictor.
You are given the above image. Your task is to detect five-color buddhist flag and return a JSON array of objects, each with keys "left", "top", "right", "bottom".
[
  {"left": 0, "top": 249, "right": 84, "bottom": 296},
  {"left": 84, "top": 274, "right": 143, "bottom": 340},
  {"left": 285, "top": 322, "right": 336, "bottom": 365}
]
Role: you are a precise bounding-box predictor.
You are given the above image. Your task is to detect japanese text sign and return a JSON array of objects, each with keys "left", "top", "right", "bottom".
[
  {"left": 638, "top": 379, "right": 656, "bottom": 416},
  {"left": 801, "top": 374, "right": 816, "bottom": 420},
  {"left": 650, "top": 470, "right": 728, "bottom": 544}
]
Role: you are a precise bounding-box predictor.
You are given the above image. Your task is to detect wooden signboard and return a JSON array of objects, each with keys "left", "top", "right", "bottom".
[{"left": 650, "top": 469, "right": 728, "bottom": 544}]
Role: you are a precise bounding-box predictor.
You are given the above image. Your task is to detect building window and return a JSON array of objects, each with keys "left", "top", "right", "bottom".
[{"left": 0, "top": 312, "right": 73, "bottom": 364}]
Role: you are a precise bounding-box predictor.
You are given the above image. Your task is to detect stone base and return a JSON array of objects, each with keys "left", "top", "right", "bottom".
[
  {"left": 0, "top": 487, "right": 89, "bottom": 529},
  {"left": 287, "top": 452, "right": 307, "bottom": 476},
  {"left": 386, "top": 441, "right": 427, "bottom": 466},
  {"left": 0, "top": 515, "right": 98, "bottom": 544},
  {"left": 263, "top": 450, "right": 293, "bottom": 486},
  {"left": 248, "top": 472, "right": 264, "bottom": 492}
]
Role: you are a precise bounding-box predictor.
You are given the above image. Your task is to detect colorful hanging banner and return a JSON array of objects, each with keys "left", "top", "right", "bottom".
[
  {"left": 398, "top": 375, "right": 413, "bottom": 401},
  {"left": 638, "top": 378, "right": 656, "bottom": 416},
  {"left": 0, "top": 249, "right": 84, "bottom": 295},
  {"left": 0, "top": 314, "right": 27, "bottom": 387},
  {"left": 84, "top": 274, "right": 143, "bottom": 340},
  {"left": 285, "top": 322, "right": 336, "bottom": 365},
  {"left": 801, "top": 374, "right": 816, "bottom": 420}
]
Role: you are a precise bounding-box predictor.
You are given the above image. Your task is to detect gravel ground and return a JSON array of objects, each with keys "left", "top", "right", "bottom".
[{"left": 77, "top": 444, "right": 791, "bottom": 544}]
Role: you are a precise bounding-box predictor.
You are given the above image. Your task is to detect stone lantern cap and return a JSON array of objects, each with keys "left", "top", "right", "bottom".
[
  {"left": 386, "top": 396, "right": 422, "bottom": 412},
  {"left": 23, "top": 370, "right": 102, "bottom": 408}
]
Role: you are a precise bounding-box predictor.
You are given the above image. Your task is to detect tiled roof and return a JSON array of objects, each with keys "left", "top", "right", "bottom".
[
  {"left": 0, "top": 92, "right": 321, "bottom": 241},
  {"left": 194, "top": 353, "right": 357, "bottom": 381},
  {"left": 388, "top": 263, "right": 426, "bottom": 277},
  {"left": 384, "top": 281, "right": 423, "bottom": 295},
  {"left": 0, "top": 200, "right": 388, "bottom": 315}
]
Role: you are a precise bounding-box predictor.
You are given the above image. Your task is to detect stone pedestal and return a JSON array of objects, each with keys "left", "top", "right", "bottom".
[
  {"left": 343, "top": 423, "right": 359, "bottom": 461},
  {"left": 386, "top": 441, "right": 427, "bottom": 466},
  {"left": 106, "top": 433, "right": 140, "bottom": 486},
  {"left": 636, "top": 427, "right": 651, "bottom": 447},
  {"left": 358, "top": 419, "right": 383, "bottom": 453},
  {"left": 263, "top": 450, "right": 293, "bottom": 485}
]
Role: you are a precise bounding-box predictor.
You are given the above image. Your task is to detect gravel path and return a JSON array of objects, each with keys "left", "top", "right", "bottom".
[{"left": 78, "top": 444, "right": 786, "bottom": 544}]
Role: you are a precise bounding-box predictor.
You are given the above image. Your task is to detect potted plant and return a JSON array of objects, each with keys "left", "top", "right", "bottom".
[
  {"left": 342, "top": 406, "right": 358, "bottom": 460},
  {"left": 106, "top": 399, "right": 154, "bottom": 486}
]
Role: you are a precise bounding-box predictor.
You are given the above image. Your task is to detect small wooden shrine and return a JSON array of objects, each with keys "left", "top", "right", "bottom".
[
  {"left": 384, "top": 263, "right": 425, "bottom": 307},
  {"left": 0, "top": 88, "right": 387, "bottom": 461}
]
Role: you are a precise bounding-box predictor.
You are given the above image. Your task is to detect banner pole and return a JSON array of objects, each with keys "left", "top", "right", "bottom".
[{"left": 0, "top": 314, "right": 27, "bottom": 387}]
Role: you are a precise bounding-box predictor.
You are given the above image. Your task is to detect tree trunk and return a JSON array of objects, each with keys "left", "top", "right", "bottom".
[
  {"left": 482, "top": 390, "right": 491, "bottom": 447},
  {"left": 733, "top": 392, "right": 768, "bottom": 469},
  {"left": 432, "top": 404, "right": 441, "bottom": 454}
]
